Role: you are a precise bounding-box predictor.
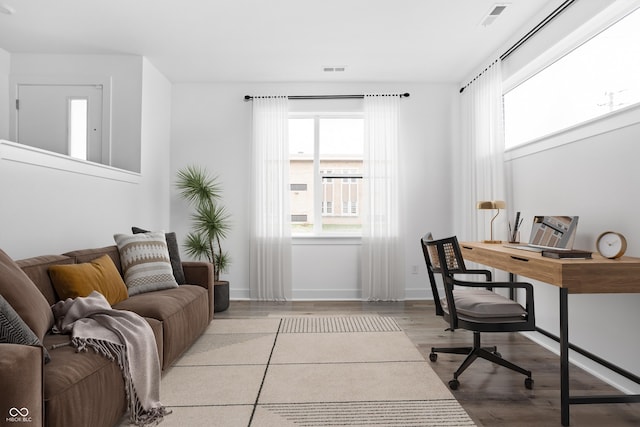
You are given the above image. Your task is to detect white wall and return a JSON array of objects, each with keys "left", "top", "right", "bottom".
[
  {"left": 0, "top": 48, "right": 9, "bottom": 140},
  {"left": 507, "top": 112, "right": 640, "bottom": 390},
  {"left": 170, "top": 82, "right": 455, "bottom": 300},
  {"left": 9, "top": 54, "right": 143, "bottom": 172},
  {"left": 494, "top": 0, "right": 640, "bottom": 392},
  {"left": 0, "top": 59, "right": 171, "bottom": 260},
  {"left": 138, "top": 58, "right": 172, "bottom": 229}
]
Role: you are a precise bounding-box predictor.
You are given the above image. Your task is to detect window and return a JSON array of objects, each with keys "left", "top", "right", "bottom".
[
  {"left": 289, "top": 115, "right": 364, "bottom": 235},
  {"left": 68, "top": 98, "right": 88, "bottom": 160},
  {"left": 504, "top": 7, "right": 640, "bottom": 149}
]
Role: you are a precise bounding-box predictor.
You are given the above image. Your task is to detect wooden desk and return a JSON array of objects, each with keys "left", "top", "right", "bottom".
[{"left": 460, "top": 241, "right": 640, "bottom": 426}]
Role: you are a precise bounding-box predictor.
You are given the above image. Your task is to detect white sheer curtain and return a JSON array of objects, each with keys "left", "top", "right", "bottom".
[
  {"left": 361, "top": 94, "right": 405, "bottom": 301},
  {"left": 250, "top": 96, "right": 292, "bottom": 301},
  {"left": 456, "top": 60, "right": 507, "bottom": 242}
]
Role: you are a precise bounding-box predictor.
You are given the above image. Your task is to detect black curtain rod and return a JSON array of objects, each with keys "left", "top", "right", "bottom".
[
  {"left": 244, "top": 93, "right": 409, "bottom": 101},
  {"left": 459, "top": 0, "right": 575, "bottom": 94},
  {"left": 500, "top": 0, "right": 575, "bottom": 61},
  {"left": 458, "top": 60, "right": 498, "bottom": 94}
]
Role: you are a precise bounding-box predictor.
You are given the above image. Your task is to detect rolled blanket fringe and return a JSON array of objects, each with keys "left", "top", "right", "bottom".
[
  {"left": 53, "top": 292, "right": 170, "bottom": 426},
  {"left": 71, "top": 337, "right": 171, "bottom": 426}
]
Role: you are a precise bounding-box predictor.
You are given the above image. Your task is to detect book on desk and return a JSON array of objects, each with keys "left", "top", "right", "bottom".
[{"left": 541, "top": 248, "right": 592, "bottom": 259}]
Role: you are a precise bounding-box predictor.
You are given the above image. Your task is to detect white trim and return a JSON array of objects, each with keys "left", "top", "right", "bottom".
[
  {"left": 0, "top": 139, "right": 140, "bottom": 183},
  {"left": 291, "top": 289, "right": 361, "bottom": 300},
  {"left": 292, "top": 235, "right": 361, "bottom": 245},
  {"left": 504, "top": 102, "right": 640, "bottom": 161}
]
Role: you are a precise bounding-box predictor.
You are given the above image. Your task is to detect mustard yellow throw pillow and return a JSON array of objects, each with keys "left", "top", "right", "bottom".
[{"left": 48, "top": 255, "right": 128, "bottom": 305}]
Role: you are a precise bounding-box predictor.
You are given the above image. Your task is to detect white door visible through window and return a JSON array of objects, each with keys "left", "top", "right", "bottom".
[{"left": 16, "top": 84, "right": 103, "bottom": 162}]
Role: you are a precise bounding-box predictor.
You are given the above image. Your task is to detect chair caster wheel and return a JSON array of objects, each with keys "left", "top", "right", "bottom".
[
  {"left": 448, "top": 379, "right": 460, "bottom": 390},
  {"left": 493, "top": 351, "right": 502, "bottom": 358},
  {"left": 429, "top": 353, "right": 437, "bottom": 362},
  {"left": 525, "top": 378, "right": 534, "bottom": 389}
]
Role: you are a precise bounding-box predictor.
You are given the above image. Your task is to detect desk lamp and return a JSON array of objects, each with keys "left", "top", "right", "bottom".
[{"left": 477, "top": 200, "right": 506, "bottom": 243}]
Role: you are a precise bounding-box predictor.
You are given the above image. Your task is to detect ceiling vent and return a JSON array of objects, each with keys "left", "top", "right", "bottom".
[
  {"left": 0, "top": 3, "right": 16, "bottom": 14},
  {"left": 481, "top": 3, "right": 509, "bottom": 27},
  {"left": 323, "top": 66, "right": 346, "bottom": 73}
]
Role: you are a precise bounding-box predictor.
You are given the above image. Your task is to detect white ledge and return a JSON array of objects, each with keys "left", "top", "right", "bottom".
[{"left": 0, "top": 140, "right": 141, "bottom": 184}]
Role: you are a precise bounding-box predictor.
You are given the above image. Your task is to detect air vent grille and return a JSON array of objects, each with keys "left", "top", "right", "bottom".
[{"left": 481, "top": 3, "right": 509, "bottom": 26}]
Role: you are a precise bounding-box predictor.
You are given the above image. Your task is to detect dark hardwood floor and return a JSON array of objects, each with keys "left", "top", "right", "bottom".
[{"left": 217, "top": 300, "right": 640, "bottom": 427}]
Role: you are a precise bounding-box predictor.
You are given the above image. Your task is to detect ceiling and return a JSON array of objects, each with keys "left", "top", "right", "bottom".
[{"left": 0, "top": 0, "right": 560, "bottom": 84}]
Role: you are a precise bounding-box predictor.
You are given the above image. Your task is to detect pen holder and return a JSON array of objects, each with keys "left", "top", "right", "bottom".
[{"left": 508, "top": 231, "right": 520, "bottom": 244}]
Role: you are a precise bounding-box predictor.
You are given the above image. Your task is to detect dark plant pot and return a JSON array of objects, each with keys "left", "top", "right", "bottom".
[{"left": 214, "top": 280, "right": 230, "bottom": 312}]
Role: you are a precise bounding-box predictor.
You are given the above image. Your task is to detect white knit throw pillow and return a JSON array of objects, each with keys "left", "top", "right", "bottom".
[{"left": 113, "top": 231, "right": 179, "bottom": 296}]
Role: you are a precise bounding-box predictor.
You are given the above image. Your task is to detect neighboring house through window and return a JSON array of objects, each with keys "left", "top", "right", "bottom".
[{"left": 289, "top": 115, "right": 364, "bottom": 235}]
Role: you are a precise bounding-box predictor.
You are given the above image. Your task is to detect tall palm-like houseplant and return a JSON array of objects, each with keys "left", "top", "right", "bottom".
[{"left": 176, "top": 165, "right": 231, "bottom": 282}]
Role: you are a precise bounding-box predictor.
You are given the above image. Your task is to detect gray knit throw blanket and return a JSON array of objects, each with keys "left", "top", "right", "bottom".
[{"left": 51, "top": 291, "right": 170, "bottom": 426}]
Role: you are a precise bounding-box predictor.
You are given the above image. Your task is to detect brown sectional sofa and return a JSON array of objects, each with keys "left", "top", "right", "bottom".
[{"left": 0, "top": 245, "right": 214, "bottom": 427}]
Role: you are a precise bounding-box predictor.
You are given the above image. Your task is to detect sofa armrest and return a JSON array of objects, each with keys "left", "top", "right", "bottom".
[
  {"left": 182, "top": 261, "right": 215, "bottom": 321},
  {"left": 0, "top": 344, "right": 44, "bottom": 425}
]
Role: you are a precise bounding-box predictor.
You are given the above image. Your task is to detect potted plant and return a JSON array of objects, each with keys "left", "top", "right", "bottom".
[{"left": 176, "top": 165, "right": 231, "bottom": 311}]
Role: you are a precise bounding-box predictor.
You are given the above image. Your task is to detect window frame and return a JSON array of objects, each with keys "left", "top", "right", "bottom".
[
  {"left": 503, "top": 3, "right": 640, "bottom": 160},
  {"left": 289, "top": 112, "right": 364, "bottom": 237}
]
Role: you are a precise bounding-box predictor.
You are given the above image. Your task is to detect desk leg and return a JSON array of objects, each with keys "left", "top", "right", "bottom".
[
  {"left": 560, "top": 287, "right": 570, "bottom": 426},
  {"left": 509, "top": 273, "right": 516, "bottom": 300}
]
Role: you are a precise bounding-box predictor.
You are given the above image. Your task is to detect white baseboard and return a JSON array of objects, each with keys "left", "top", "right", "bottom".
[{"left": 521, "top": 331, "right": 640, "bottom": 394}]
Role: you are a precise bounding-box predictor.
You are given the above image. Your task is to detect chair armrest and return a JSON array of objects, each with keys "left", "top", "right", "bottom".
[
  {"left": 182, "top": 261, "right": 215, "bottom": 321},
  {"left": 459, "top": 268, "right": 492, "bottom": 281},
  {"left": 453, "top": 279, "right": 533, "bottom": 292},
  {"left": 453, "top": 268, "right": 493, "bottom": 290},
  {"left": 0, "top": 344, "right": 44, "bottom": 425}
]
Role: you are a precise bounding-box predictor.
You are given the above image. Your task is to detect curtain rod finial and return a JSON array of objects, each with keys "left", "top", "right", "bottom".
[
  {"left": 459, "top": 87, "right": 465, "bottom": 94},
  {"left": 244, "top": 95, "right": 252, "bottom": 101}
]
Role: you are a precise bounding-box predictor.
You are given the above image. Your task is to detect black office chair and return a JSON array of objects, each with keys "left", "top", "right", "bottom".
[{"left": 420, "top": 233, "right": 535, "bottom": 390}]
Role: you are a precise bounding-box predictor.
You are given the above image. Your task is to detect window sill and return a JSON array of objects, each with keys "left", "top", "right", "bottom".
[
  {"left": 292, "top": 235, "right": 362, "bottom": 245},
  {"left": 504, "top": 102, "right": 640, "bottom": 161}
]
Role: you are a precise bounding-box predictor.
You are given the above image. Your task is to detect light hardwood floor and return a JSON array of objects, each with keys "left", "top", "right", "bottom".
[{"left": 217, "top": 300, "right": 640, "bottom": 427}]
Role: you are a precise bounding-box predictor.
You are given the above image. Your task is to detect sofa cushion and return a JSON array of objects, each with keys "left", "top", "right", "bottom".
[
  {"left": 132, "top": 227, "right": 186, "bottom": 285},
  {"left": 0, "top": 295, "right": 50, "bottom": 362},
  {"left": 113, "top": 232, "right": 179, "bottom": 296},
  {"left": 42, "top": 334, "right": 127, "bottom": 427},
  {"left": 63, "top": 246, "right": 123, "bottom": 274},
  {"left": 0, "top": 249, "right": 54, "bottom": 343},
  {"left": 0, "top": 344, "right": 44, "bottom": 426},
  {"left": 17, "top": 255, "right": 75, "bottom": 305},
  {"left": 114, "top": 285, "right": 209, "bottom": 368},
  {"left": 48, "top": 255, "right": 128, "bottom": 305}
]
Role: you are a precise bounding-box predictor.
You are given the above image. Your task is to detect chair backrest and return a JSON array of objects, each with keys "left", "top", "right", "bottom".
[
  {"left": 420, "top": 233, "right": 444, "bottom": 315},
  {"left": 422, "top": 236, "right": 468, "bottom": 330},
  {"left": 424, "top": 235, "right": 467, "bottom": 276}
]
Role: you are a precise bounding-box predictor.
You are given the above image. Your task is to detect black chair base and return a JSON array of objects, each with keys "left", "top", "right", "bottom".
[
  {"left": 429, "top": 345, "right": 497, "bottom": 361},
  {"left": 430, "top": 331, "right": 533, "bottom": 390}
]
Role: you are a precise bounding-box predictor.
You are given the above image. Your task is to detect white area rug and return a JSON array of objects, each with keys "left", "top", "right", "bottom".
[{"left": 129, "top": 316, "right": 476, "bottom": 427}]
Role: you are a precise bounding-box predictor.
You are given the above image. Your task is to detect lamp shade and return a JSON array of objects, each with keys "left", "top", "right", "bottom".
[{"left": 477, "top": 200, "right": 506, "bottom": 210}]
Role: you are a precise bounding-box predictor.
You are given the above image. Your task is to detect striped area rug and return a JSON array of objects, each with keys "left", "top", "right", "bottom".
[
  {"left": 157, "top": 316, "right": 476, "bottom": 427},
  {"left": 260, "top": 400, "right": 475, "bottom": 426},
  {"left": 279, "top": 316, "right": 402, "bottom": 333}
]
